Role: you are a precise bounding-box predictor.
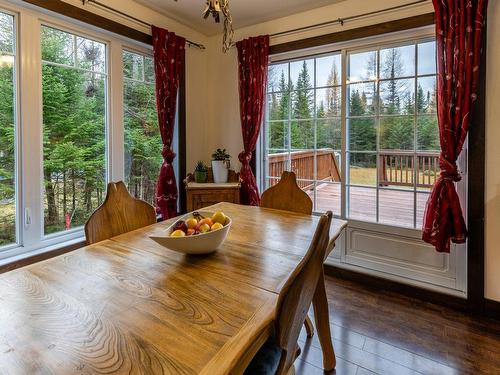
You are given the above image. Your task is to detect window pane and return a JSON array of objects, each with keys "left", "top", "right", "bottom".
[
  {"left": 417, "top": 115, "right": 439, "bottom": 151},
  {"left": 123, "top": 50, "right": 143, "bottom": 81},
  {"left": 268, "top": 92, "right": 289, "bottom": 121},
  {"left": 380, "top": 44, "right": 415, "bottom": 79},
  {"left": 380, "top": 116, "right": 414, "bottom": 151},
  {"left": 417, "top": 153, "right": 439, "bottom": 191},
  {"left": 316, "top": 182, "right": 341, "bottom": 216},
  {"left": 0, "top": 12, "right": 15, "bottom": 247},
  {"left": 268, "top": 63, "right": 288, "bottom": 92},
  {"left": 379, "top": 189, "right": 415, "bottom": 227},
  {"left": 380, "top": 78, "right": 415, "bottom": 115},
  {"left": 41, "top": 26, "right": 74, "bottom": 65},
  {"left": 317, "top": 118, "right": 341, "bottom": 150},
  {"left": 316, "top": 149, "right": 341, "bottom": 184},
  {"left": 416, "top": 192, "right": 430, "bottom": 228},
  {"left": 123, "top": 51, "right": 161, "bottom": 206},
  {"left": 291, "top": 120, "right": 313, "bottom": 150},
  {"left": 417, "top": 76, "right": 436, "bottom": 113},
  {"left": 349, "top": 186, "right": 376, "bottom": 222},
  {"left": 267, "top": 153, "right": 288, "bottom": 178},
  {"left": 418, "top": 41, "right": 436, "bottom": 75},
  {"left": 316, "top": 54, "right": 341, "bottom": 87},
  {"left": 42, "top": 30, "right": 107, "bottom": 235},
  {"left": 144, "top": 56, "right": 155, "bottom": 83},
  {"left": 268, "top": 120, "right": 288, "bottom": 151},
  {"left": 379, "top": 154, "right": 415, "bottom": 188},
  {"left": 290, "top": 59, "right": 313, "bottom": 89},
  {"left": 291, "top": 89, "right": 314, "bottom": 119},
  {"left": 348, "top": 82, "right": 376, "bottom": 116},
  {"left": 316, "top": 87, "right": 341, "bottom": 117},
  {"left": 76, "top": 37, "right": 105, "bottom": 73},
  {"left": 348, "top": 118, "right": 376, "bottom": 152},
  {"left": 349, "top": 153, "right": 377, "bottom": 186},
  {"left": 0, "top": 13, "right": 14, "bottom": 54},
  {"left": 348, "top": 51, "right": 377, "bottom": 82}
]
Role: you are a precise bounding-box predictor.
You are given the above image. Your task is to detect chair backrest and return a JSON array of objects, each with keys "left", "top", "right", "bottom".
[
  {"left": 260, "top": 171, "right": 312, "bottom": 215},
  {"left": 84, "top": 181, "right": 156, "bottom": 244},
  {"left": 274, "top": 211, "right": 332, "bottom": 374}
]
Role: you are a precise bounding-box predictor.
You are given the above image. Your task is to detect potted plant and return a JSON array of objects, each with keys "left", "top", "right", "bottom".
[
  {"left": 211, "top": 148, "right": 231, "bottom": 183},
  {"left": 194, "top": 160, "right": 208, "bottom": 183}
]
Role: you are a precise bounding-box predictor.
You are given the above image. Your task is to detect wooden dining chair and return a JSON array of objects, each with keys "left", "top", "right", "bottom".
[
  {"left": 260, "top": 171, "right": 316, "bottom": 337},
  {"left": 84, "top": 181, "right": 156, "bottom": 244},
  {"left": 244, "top": 211, "right": 333, "bottom": 375},
  {"left": 260, "top": 171, "right": 313, "bottom": 215}
]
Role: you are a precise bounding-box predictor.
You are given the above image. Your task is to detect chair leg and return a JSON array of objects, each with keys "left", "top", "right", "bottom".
[{"left": 304, "top": 315, "right": 314, "bottom": 338}]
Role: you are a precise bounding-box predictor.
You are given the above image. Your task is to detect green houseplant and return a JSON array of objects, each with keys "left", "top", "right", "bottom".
[
  {"left": 211, "top": 148, "right": 231, "bottom": 183},
  {"left": 194, "top": 161, "right": 208, "bottom": 183}
]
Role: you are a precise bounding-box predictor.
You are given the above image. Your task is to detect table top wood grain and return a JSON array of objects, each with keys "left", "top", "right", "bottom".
[{"left": 0, "top": 202, "right": 347, "bottom": 374}]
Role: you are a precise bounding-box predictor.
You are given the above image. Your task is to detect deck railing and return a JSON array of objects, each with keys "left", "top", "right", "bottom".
[
  {"left": 268, "top": 149, "right": 440, "bottom": 189},
  {"left": 378, "top": 150, "right": 440, "bottom": 188},
  {"left": 268, "top": 149, "right": 340, "bottom": 190}
]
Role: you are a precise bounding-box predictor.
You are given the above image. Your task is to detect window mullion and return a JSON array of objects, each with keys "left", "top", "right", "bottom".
[
  {"left": 109, "top": 40, "right": 124, "bottom": 182},
  {"left": 19, "top": 12, "right": 43, "bottom": 247}
]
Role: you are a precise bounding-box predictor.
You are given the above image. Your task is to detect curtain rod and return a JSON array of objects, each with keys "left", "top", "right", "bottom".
[
  {"left": 81, "top": 0, "right": 206, "bottom": 50},
  {"left": 269, "top": 0, "right": 430, "bottom": 39}
]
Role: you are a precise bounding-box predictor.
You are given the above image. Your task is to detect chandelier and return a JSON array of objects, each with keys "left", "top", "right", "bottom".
[{"left": 203, "top": 0, "right": 234, "bottom": 53}]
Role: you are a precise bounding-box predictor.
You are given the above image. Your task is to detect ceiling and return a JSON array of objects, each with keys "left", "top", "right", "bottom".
[{"left": 134, "top": 0, "right": 343, "bottom": 35}]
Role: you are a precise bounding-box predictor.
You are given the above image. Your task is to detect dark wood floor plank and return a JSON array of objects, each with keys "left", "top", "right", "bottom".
[
  {"left": 362, "top": 337, "right": 456, "bottom": 375},
  {"left": 323, "top": 275, "right": 500, "bottom": 375},
  {"left": 299, "top": 336, "right": 419, "bottom": 375}
]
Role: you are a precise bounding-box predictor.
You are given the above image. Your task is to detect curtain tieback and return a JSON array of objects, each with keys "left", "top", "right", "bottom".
[
  {"left": 238, "top": 151, "right": 252, "bottom": 165},
  {"left": 162, "top": 147, "right": 176, "bottom": 163},
  {"left": 439, "top": 156, "right": 461, "bottom": 182}
]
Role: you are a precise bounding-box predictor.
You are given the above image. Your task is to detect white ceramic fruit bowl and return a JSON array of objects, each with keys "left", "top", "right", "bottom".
[{"left": 150, "top": 211, "right": 231, "bottom": 255}]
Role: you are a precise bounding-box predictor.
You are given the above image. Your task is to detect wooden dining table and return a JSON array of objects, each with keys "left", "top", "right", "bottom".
[{"left": 0, "top": 202, "right": 347, "bottom": 374}]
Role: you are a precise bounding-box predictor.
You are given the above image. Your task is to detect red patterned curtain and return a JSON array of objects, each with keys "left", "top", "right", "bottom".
[
  {"left": 152, "top": 26, "right": 185, "bottom": 219},
  {"left": 422, "top": 0, "right": 488, "bottom": 252},
  {"left": 236, "top": 35, "right": 270, "bottom": 206}
]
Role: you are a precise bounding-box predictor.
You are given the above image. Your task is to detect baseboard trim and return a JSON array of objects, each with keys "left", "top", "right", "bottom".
[
  {"left": 485, "top": 298, "right": 500, "bottom": 319},
  {"left": 324, "top": 264, "right": 468, "bottom": 312}
]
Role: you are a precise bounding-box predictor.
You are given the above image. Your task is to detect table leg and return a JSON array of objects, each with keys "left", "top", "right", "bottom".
[{"left": 312, "top": 270, "right": 336, "bottom": 371}]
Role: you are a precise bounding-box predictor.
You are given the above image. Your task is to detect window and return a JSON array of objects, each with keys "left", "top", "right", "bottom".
[
  {"left": 263, "top": 37, "right": 439, "bottom": 230},
  {"left": 123, "top": 50, "right": 161, "bottom": 206},
  {"left": 41, "top": 26, "right": 107, "bottom": 235},
  {"left": 0, "top": 11, "right": 16, "bottom": 247}
]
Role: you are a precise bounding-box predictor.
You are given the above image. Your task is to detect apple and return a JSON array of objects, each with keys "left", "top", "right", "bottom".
[
  {"left": 211, "top": 222, "right": 223, "bottom": 231},
  {"left": 197, "top": 218, "right": 213, "bottom": 229},
  {"left": 211, "top": 211, "right": 226, "bottom": 225},
  {"left": 198, "top": 223, "right": 210, "bottom": 233},
  {"left": 186, "top": 218, "right": 198, "bottom": 229},
  {"left": 173, "top": 220, "right": 188, "bottom": 233},
  {"left": 170, "top": 229, "right": 186, "bottom": 237},
  {"left": 187, "top": 228, "right": 195, "bottom": 236}
]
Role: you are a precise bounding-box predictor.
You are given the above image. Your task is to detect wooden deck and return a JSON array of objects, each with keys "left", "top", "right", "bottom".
[{"left": 307, "top": 183, "right": 428, "bottom": 229}]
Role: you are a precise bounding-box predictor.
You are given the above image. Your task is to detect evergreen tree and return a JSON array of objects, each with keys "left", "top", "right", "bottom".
[{"left": 291, "top": 61, "right": 314, "bottom": 149}]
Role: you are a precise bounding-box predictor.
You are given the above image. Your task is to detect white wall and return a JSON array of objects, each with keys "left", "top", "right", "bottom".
[
  {"left": 62, "top": 0, "right": 209, "bottom": 170},
  {"left": 204, "top": 0, "right": 500, "bottom": 302},
  {"left": 485, "top": 0, "right": 500, "bottom": 302}
]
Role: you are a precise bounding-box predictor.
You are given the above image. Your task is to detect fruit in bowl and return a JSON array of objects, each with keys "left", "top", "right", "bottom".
[
  {"left": 150, "top": 211, "right": 232, "bottom": 255},
  {"left": 168, "top": 211, "right": 228, "bottom": 237}
]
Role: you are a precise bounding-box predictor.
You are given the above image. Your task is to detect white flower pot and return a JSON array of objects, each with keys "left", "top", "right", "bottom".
[{"left": 212, "top": 160, "right": 229, "bottom": 183}]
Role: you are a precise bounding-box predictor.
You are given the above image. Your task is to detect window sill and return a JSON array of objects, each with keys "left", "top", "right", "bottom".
[{"left": 0, "top": 236, "right": 86, "bottom": 274}]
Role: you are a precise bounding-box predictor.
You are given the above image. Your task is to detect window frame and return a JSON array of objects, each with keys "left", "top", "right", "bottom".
[
  {"left": 0, "top": 1, "right": 158, "bottom": 262},
  {"left": 259, "top": 25, "right": 455, "bottom": 236}
]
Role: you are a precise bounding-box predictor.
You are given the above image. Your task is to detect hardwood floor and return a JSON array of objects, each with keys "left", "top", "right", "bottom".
[{"left": 295, "top": 275, "right": 500, "bottom": 375}]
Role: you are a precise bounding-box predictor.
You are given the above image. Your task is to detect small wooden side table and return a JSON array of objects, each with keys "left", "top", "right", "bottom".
[{"left": 184, "top": 170, "right": 241, "bottom": 212}]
